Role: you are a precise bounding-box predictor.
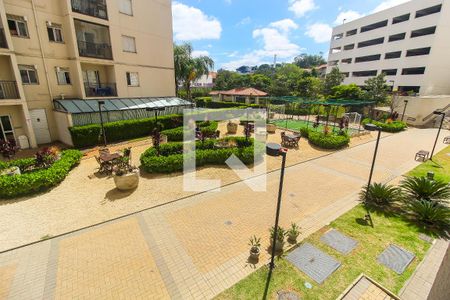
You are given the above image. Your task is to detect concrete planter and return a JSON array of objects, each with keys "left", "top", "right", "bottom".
[
  {"left": 227, "top": 122, "right": 238, "bottom": 134},
  {"left": 113, "top": 169, "right": 140, "bottom": 191},
  {"left": 266, "top": 123, "right": 276, "bottom": 133}
]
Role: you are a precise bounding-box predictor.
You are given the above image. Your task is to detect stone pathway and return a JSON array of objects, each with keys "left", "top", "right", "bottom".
[{"left": 0, "top": 128, "right": 448, "bottom": 299}]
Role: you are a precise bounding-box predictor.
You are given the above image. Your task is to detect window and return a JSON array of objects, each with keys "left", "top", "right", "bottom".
[
  {"left": 355, "top": 54, "right": 381, "bottom": 63},
  {"left": 358, "top": 37, "right": 384, "bottom": 48},
  {"left": 330, "top": 47, "right": 341, "bottom": 54},
  {"left": 19, "top": 65, "right": 38, "bottom": 84},
  {"left": 0, "top": 115, "right": 15, "bottom": 142},
  {"left": 333, "top": 33, "right": 343, "bottom": 40},
  {"left": 56, "top": 67, "right": 71, "bottom": 85},
  {"left": 346, "top": 29, "right": 357, "bottom": 36},
  {"left": 415, "top": 4, "right": 442, "bottom": 18},
  {"left": 329, "top": 60, "right": 338, "bottom": 66},
  {"left": 353, "top": 70, "right": 377, "bottom": 77},
  {"left": 341, "top": 72, "right": 350, "bottom": 78},
  {"left": 406, "top": 47, "right": 431, "bottom": 57},
  {"left": 402, "top": 67, "right": 425, "bottom": 75},
  {"left": 411, "top": 26, "right": 436, "bottom": 38},
  {"left": 385, "top": 51, "right": 401, "bottom": 59},
  {"left": 382, "top": 69, "right": 397, "bottom": 76},
  {"left": 341, "top": 58, "right": 352, "bottom": 64},
  {"left": 126, "top": 72, "right": 139, "bottom": 86},
  {"left": 392, "top": 13, "right": 410, "bottom": 24},
  {"left": 360, "top": 20, "right": 388, "bottom": 33},
  {"left": 122, "top": 35, "right": 136, "bottom": 53},
  {"left": 388, "top": 32, "right": 406, "bottom": 42},
  {"left": 398, "top": 86, "right": 420, "bottom": 93},
  {"left": 344, "top": 44, "right": 355, "bottom": 50},
  {"left": 118, "top": 0, "right": 133, "bottom": 16},
  {"left": 7, "top": 14, "right": 29, "bottom": 38},
  {"left": 47, "top": 23, "right": 63, "bottom": 43}
]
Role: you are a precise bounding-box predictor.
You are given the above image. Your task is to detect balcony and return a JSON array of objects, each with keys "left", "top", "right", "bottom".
[
  {"left": 71, "top": 0, "right": 108, "bottom": 20},
  {"left": 0, "top": 81, "right": 20, "bottom": 99},
  {"left": 75, "top": 19, "right": 112, "bottom": 60},
  {"left": 84, "top": 82, "right": 117, "bottom": 97},
  {"left": 0, "top": 28, "right": 7, "bottom": 48}
]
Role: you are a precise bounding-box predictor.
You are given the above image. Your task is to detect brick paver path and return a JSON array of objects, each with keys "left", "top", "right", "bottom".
[{"left": 0, "top": 128, "right": 448, "bottom": 299}]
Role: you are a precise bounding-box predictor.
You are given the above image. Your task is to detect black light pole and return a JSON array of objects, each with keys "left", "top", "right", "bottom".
[
  {"left": 98, "top": 100, "right": 107, "bottom": 147},
  {"left": 363, "top": 123, "right": 382, "bottom": 228},
  {"left": 146, "top": 107, "right": 165, "bottom": 131},
  {"left": 401, "top": 100, "right": 409, "bottom": 122},
  {"left": 430, "top": 111, "right": 445, "bottom": 160}
]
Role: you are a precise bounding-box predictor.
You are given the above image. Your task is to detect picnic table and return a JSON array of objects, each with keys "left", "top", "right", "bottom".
[
  {"left": 100, "top": 152, "right": 122, "bottom": 162},
  {"left": 281, "top": 132, "right": 301, "bottom": 148}
]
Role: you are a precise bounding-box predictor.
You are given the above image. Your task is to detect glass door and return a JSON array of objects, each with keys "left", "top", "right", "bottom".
[{"left": 0, "top": 115, "right": 15, "bottom": 142}]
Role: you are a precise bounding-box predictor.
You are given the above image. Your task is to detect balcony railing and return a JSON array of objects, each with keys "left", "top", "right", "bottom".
[
  {"left": 71, "top": 0, "right": 108, "bottom": 20},
  {"left": 84, "top": 82, "right": 117, "bottom": 97},
  {"left": 77, "top": 40, "right": 112, "bottom": 60},
  {"left": 0, "top": 81, "right": 19, "bottom": 99},
  {"left": 0, "top": 28, "right": 8, "bottom": 49}
]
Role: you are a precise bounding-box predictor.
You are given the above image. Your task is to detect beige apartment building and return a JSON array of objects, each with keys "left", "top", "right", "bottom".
[{"left": 0, "top": 0, "right": 177, "bottom": 147}]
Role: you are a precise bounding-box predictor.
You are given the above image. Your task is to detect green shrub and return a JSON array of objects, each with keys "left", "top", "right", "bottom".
[
  {"left": 140, "top": 137, "right": 257, "bottom": 173},
  {"left": 400, "top": 176, "right": 450, "bottom": 203},
  {"left": 360, "top": 183, "right": 401, "bottom": 207},
  {"left": 308, "top": 131, "right": 350, "bottom": 149},
  {"left": 408, "top": 199, "right": 450, "bottom": 226},
  {"left": 0, "top": 150, "right": 83, "bottom": 199},
  {"left": 69, "top": 114, "right": 184, "bottom": 148},
  {"left": 362, "top": 118, "right": 407, "bottom": 133},
  {"left": 69, "top": 124, "right": 101, "bottom": 148},
  {"left": 0, "top": 157, "right": 36, "bottom": 172},
  {"left": 162, "top": 121, "right": 219, "bottom": 142},
  {"left": 299, "top": 127, "right": 310, "bottom": 138}
]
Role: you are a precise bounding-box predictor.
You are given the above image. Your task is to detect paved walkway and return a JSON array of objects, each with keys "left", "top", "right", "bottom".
[{"left": 0, "top": 128, "right": 448, "bottom": 299}]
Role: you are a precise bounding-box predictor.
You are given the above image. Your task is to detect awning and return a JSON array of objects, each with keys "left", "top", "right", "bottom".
[{"left": 53, "top": 97, "right": 192, "bottom": 114}]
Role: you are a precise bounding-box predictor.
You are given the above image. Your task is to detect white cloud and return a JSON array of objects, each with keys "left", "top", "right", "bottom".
[
  {"left": 172, "top": 2, "right": 222, "bottom": 41},
  {"left": 305, "top": 23, "right": 332, "bottom": 43},
  {"left": 236, "top": 17, "right": 252, "bottom": 26},
  {"left": 222, "top": 19, "right": 301, "bottom": 70},
  {"left": 372, "top": 0, "right": 410, "bottom": 13},
  {"left": 192, "top": 50, "right": 210, "bottom": 58},
  {"left": 289, "top": 0, "right": 318, "bottom": 17},
  {"left": 334, "top": 10, "right": 365, "bottom": 25}
]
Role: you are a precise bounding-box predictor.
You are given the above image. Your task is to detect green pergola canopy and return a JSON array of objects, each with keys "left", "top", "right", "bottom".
[
  {"left": 54, "top": 97, "right": 192, "bottom": 114},
  {"left": 261, "top": 96, "right": 376, "bottom": 106}
]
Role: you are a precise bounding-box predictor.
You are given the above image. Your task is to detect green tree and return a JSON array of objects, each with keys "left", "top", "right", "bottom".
[
  {"left": 296, "top": 77, "right": 323, "bottom": 99},
  {"left": 254, "top": 64, "right": 274, "bottom": 77},
  {"left": 364, "top": 73, "right": 389, "bottom": 104},
  {"left": 323, "top": 67, "right": 345, "bottom": 96},
  {"left": 173, "top": 43, "right": 214, "bottom": 99},
  {"left": 294, "top": 53, "right": 326, "bottom": 69},
  {"left": 331, "top": 84, "right": 363, "bottom": 100},
  {"left": 250, "top": 74, "right": 271, "bottom": 91}
]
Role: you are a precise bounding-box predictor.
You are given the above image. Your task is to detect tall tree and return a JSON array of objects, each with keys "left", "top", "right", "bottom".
[
  {"left": 323, "top": 67, "right": 345, "bottom": 96},
  {"left": 294, "top": 53, "right": 326, "bottom": 69},
  {"left": 364, "top": 73, "right": 389, "bottom": 104},
  {"left": 173, "top": 43, "right": 214, "bottom": 99}
]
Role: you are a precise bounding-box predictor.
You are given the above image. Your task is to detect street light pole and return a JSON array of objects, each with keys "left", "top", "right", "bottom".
[
  {"left": 401, "top": 100, "right": 408, "bottom": 122},
  {"left": 430, "top": 111, "right": 445, "bottom": 160},
  {"left": 98, "top": 101, "right": 107, "bottom": 147}
]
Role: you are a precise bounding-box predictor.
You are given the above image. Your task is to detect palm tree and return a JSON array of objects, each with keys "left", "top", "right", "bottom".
[
  {"left": 401, "top": 176, "right": 450, "bottom": 203},
  {"left": 173, "top": 43, "right": 214, "bottom": 100}
]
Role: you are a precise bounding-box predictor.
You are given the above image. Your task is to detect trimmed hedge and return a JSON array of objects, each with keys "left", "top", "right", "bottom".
[
  {"left": 161, "top": 121, "right": 219, "bottom": 142},
  {"left": 362, "top": 118, "right": 407, "bottom": 133},
  {"left": 195, "top": 98, "right": 262, "bottom": 109},
  {"left": 308, "top": 131, "right": 350, "bottom": 149},
  {"left": 69, "top": 114, "right": 184, "bottom": 148},
  {"left": 140, "top": 137, "right": 260, "bottom": 173},
  {"left": 0, "top": 150, "right": 83, "bottom": 199}
]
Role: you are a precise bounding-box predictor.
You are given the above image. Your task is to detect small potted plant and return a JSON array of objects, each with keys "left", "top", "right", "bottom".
[
  {"left": 269, "top": 226, "right": 286, "bottom": 253},
  {"left": 248, "top": 235, "right": 261, "bottom": 262},
  {"left": 287, "top": 223, "right": 301, "bottom": 243},
  {"left": 113, "top": 157, "right": 140, "bottom": 191},
  {"left": 266, "top": 123, "right": 276, "bottom": 134},
  {"left": 227, "top": 121, "right": 238, "bottom": 134}
]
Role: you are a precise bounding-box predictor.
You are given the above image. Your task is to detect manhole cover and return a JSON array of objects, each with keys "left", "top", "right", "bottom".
[
  {"left": 377, "top": 244, "right": 415, "bottom": 274},
  {"left": 320, "top": 229, "right": 358, "bottom": 254},
  {"left": 277, "top": 290, "right": 301, "bottom": 300},
  {"left": 224, "top": 221, "right": 232, "bottom": 225}
]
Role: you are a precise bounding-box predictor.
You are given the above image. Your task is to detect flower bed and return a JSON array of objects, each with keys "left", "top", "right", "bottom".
[
  {"left": 161, "top": 121, "right": 219, "bottom": 142},
  {"left": 0, "top": 150, "right": 82, "bottom": 199},
  {"left": 140, "top": 137, "right": 260, "bottom": 173},
  {"left": 362, "top": 118, "right": 407, "bottom": 133}
]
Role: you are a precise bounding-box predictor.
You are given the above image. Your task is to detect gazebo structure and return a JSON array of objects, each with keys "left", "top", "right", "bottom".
[{"left": 210, "top": 88, "right": 268, "bottom": 104}]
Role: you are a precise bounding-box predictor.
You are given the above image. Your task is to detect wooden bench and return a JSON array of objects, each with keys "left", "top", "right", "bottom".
[
  {"left": 415, "top": 150, "right": 430, "bottom": 161},
  {"left": 444, "top": 136, "right": 450, "bottom": 144}
]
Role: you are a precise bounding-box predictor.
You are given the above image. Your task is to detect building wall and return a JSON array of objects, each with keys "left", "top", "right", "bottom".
[
  {"left": 394, "top": 95, "right": 450, "bottom": 126},
  {"left": 0, "top": 0, "right": 175, "bottom": 146},
  {"left": 327, "top": 0, "right": 450, "bottom": 96}
]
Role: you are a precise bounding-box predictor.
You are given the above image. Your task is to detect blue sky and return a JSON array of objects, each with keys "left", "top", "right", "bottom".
[{"left": 172, "top": 0, "right": 410, "bottom": 70}]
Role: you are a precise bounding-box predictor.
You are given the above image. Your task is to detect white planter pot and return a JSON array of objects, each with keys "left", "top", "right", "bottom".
[{"left": 113, "top": 169, "right": 140, "bottom": 191}]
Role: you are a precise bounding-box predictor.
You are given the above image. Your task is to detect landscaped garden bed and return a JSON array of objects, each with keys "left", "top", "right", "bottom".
[
  {"left": 161, "top": 121, "right": 219, "bottom": 142},
  {"left": 362, "top": 118, "right": 407, "bottom": 133},
  {"left": 0, "top": 149, "right": 82, "bottom": 198},
  {"left": 140, "top": 137, "right": 261, "bottom": 173}
]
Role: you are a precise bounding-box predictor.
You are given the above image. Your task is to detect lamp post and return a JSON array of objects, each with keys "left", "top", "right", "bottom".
[
  {"left": 363, "top": 123, "right": 382, "bottom": 228},
  {"left": 401, "top": 100, "right": 409, "bottom": 122},
  {"left": 266, "top": 143, "right": 288, "bottom": 270},
  {"left": 430, "top": 111, "right": 445, "bottom": 160},
  {"left": 98, "top": 100, "right": 107, "bottom": 147},
  {"left": 145, "top": 107, "right": 166, "bottom": 131}
]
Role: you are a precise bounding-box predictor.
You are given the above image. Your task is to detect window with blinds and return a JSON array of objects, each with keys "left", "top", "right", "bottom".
[
  {"left": 122, "top": 35, "right": 136, "bottom": 53},
  {"left": 126, "top": 72, "right": 139, "bottom": 86}
]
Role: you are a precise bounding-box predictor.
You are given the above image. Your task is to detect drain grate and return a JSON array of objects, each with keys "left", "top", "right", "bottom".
[
  {"left": 377, "top": 244, "right": 415, "bottom": 274},
  {"left": 320, "top": 229, "right": 358, "bottom": 254}
]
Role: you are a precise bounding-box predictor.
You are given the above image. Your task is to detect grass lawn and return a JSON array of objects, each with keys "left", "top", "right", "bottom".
[
  {"left": 272, "top": 119, "right": 360, "bottom": 135},
  {"left": 408, "top": 145, "right": 450, "bottom": 183},
  {"left": 216, "top": 205, "right": 431, "bottom": 300}
]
